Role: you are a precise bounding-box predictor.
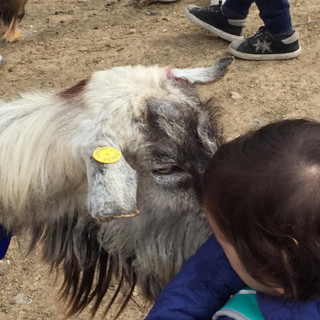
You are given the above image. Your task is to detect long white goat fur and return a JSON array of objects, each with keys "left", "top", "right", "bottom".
[{"left": 0, "top": 63, "right": 221, "bottom": 231}]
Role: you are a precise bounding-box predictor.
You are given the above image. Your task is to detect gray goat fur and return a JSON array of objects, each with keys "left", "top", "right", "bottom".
[{"left": 0, "top": 57, "right": 233, "bottom": 317}]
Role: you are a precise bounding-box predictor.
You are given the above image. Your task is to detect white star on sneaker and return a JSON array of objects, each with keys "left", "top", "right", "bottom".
[{"left": 253, "top": 39, "right": 272, "bottom": 53}]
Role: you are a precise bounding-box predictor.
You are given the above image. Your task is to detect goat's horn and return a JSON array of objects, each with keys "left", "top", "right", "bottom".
[{"left": 169, "top": 56, "right": 234, "bottom": 84}]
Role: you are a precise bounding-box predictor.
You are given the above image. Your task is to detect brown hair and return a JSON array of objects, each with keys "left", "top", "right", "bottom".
[{"left": 203, "top": 119, "right": 320, "bottom": 300}]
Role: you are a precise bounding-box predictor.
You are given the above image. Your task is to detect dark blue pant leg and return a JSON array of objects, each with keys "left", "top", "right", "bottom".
[
  {"left": 224, "top": 0, "right": 254, "bottom": 18},
  {"left": 255, "top": 0, "right": 293, "bottom": 34},
  {"left": 224, "top": 0, "right": 293, "bottom": 34}
]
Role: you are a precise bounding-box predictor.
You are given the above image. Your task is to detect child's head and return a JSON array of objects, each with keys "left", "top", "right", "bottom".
[{"left": 203, "top": 119, "right": 320, "bottom": 301}]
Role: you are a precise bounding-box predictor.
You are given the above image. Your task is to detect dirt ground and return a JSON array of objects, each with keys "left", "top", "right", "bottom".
[{"left": 0, "top": 0, "right": 319, "bottom": 319}]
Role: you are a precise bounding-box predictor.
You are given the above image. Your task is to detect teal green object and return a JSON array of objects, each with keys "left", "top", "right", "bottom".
[{"left": 213, "top": 287, "right": 265, "bottom": 320}]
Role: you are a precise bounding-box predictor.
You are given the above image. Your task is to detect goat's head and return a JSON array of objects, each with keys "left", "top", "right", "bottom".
[
  {"left": 74, "top": 57, "right": 233, "bottom": 222},
  {"left": 6, "top": 57, "right": 233, "bottom": 318}
]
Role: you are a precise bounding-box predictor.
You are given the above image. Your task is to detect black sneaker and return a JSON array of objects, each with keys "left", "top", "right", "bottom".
[
  {"left": 185, "top": 4, "right": 246, "bottom": 42},
  {"left": 228, "top": 27, "right": 301, "bottom": 60}
]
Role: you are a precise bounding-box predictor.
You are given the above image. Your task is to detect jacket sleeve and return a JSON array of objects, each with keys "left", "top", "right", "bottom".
[
  {"left": 145, "top": 235, "right": 245, "bottom": 320},
  {"left": 0, "top": 225, "right": 11, "bottom": 259}
]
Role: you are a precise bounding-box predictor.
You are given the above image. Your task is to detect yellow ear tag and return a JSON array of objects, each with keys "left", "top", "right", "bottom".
[{"left": 93, "top": 147, "right": 122, "bottom": 164}]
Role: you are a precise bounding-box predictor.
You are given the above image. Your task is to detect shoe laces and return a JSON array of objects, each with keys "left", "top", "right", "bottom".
[
  {"left": 208, "top": 3, "right": 222, "bottom": 13},
  {"left": 246, "top": 26, "right": 271, "bottom": 44},
  {"left": 256, "top": 26, "right": 267, "bottom": 35}
]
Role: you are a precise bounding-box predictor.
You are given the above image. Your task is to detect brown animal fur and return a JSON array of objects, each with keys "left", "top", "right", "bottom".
[{"left": 0, "top": 0, "right": 28, "bottom": 42}]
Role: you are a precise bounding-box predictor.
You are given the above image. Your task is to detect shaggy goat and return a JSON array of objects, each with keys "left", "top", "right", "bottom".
[{"left": 0, "top": 57, "right": 233, "bottom": 317}]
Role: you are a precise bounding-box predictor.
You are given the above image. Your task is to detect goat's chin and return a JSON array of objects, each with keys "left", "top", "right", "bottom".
[{"left": 91, "top": 209, "right": 141, "bottom": 223}]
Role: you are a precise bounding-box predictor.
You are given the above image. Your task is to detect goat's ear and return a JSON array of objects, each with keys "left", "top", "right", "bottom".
[
  {"left": 82, "top": 144, "right": 139, "bottom": 222},
  {"left": 168, "top": 57, "right": 234, "bottom": 84}
]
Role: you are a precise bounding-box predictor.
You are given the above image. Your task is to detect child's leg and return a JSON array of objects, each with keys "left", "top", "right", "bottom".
[
  {"left": 228, "top": 0, "right": 301, "bottom": 61},
  {"left": 222, "top": 0, "right": 254, "bottom": 19},
  {"left": 255, "top": 0, "right": 293, "bottom": 37}
]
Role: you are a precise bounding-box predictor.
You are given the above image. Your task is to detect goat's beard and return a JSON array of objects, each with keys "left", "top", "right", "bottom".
[{"left": 21, "top": 190, "right": 210, "bottom": 318}]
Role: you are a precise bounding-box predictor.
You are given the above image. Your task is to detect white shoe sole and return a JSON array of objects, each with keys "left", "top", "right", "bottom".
[{"left": 185, "top": 6, "right": 244, "bottom": 42}]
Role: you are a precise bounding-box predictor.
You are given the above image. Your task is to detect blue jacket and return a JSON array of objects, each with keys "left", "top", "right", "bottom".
[
  {"left": 0, "top": 225, "right": 11, "bottom": 259},
  {"left": 214, "top": 290, "right": 320, "bottom": 320},
  {"left": 255, "top": 293, "right": 320, "bottom": 320},
  {"left": 145, "top": 235, "right": 245, "bottom": 320},
  {"left": 145, "top": 235, "right": 320, "bottom": 320}
]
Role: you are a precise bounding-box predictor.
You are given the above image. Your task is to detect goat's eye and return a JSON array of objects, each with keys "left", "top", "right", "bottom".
[{"left": 153, "top": 166, "right": 180, "bottom": 175}]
